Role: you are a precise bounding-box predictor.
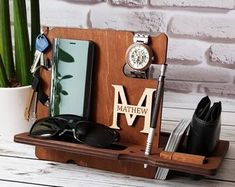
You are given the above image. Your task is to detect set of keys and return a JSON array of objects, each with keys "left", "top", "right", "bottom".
[
  {"left": 24, "top": 74, "right": 40, "bottom": 122},
  {"left": 24, "top": 33, "right": 50, "bottom": 122},
  {"left": 30, "top": 34, "right": 50, "bottom": 73}
]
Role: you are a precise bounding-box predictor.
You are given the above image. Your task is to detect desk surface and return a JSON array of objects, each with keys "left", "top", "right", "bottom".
[{"left": 0, "top": 135, "right": 234, "bottom": 187}]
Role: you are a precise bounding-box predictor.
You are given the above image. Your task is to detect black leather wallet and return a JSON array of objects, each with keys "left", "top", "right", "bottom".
[{"left": 187, "top": 96, "right": 222, "bottom": 156}]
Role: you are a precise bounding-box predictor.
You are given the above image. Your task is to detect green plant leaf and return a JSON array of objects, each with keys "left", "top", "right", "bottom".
[
  {"left": 61, "top": 90, "right": 68, "bottom": 95},
  {"left": 0, "top": 0, "right": 15, "bottom": 81},
  {"left": 54, "top": 94, "right": 61, "bottom": 115},
  {"left": 61, "top": 75, "right": 73, "bottom": 79},
  {"left": 30, "top": 0, "right": 40, "bottom": 63},
  {"left": 0, "top": 0, "right": 40, "bottom": 87},
  {"left": 54, "top": 105, "right": 60, "bottom": 116},
  {"left": 55, "top": 94, "right": 61, "bottom": 104},
  {"left": 57, "top": 82, "right": 62, "bottom": 93},
  {"left": 14, "top": 0, "right": 31, "bottom": 86},
  {"left": 57, "top": 72, "right": 62, "bottom": 79},
  {"left": 58, "top": 47, "right": 74, "bottom": 62},
  {"left": 0, "top": 54, "right": 9, "bottom": 87}
]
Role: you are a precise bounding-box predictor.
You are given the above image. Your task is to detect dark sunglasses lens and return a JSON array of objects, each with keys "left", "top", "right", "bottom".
[
  {"left": 85, "top": 127, "right": 119, "bottom": 148},
  {"left": 30, "top": 119, "right": 60, "bottom": 137},
  {"left": 75, "top": 122, "right": 120, "bottom": 148}
]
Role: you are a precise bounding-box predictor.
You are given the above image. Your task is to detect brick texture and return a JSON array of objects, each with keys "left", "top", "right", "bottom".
[
  {"left": 39, "top": 0, "right": 235, "bottom": 99},
  {"left": 66, "top": 0, "right": 105, "bottom": 3},
  {"left": 165, "top": 65, "right": 231, "bottom": 83},
  {"left": 110, "top": 0, "right": 147, "bottom": 7},
  {"left": 165, "top": 81, "right": 193, "bottom": 93},
  {"left": 198, "top": 83, "right": 235, "bottom": 98},
  {"left": 209, "top": 44, "right": 235, "bottom": 65},
  {"left": 170, "top": 15, "right": 235, "bottom": 40},
  {"left": 167, "top": 39, "right": 207, "bottom": 65},
  {"left": 40, "top": 0, "right": 89, "bottom": 27},
  {"left": 150, "top": 0, "right": 235, "bottom": 9},
  {"left": 90, "top": 9, "right": 168, "bottom": 32}
]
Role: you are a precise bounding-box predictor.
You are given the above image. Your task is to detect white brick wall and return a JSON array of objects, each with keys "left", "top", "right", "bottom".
[
  {"left": 210, "top": 44, "right": 235, "bottom": 65},
  {"left": 170, "top": 15, "right": 235, "bottom": 40},
  {"left": 150, "top": 0, "right": 235, "bottom": 9},
  {"left": 167, "top": 39, "right": 208, "bottom": 64},
  {"left": 39, "top": 0, "right": 235, "bottom": 109},
  {"left": 89, "top": 8, "right": 168, "bottom": 32},
  {"left": 110, "top": 0, "right": 147, "bottom": 7}
]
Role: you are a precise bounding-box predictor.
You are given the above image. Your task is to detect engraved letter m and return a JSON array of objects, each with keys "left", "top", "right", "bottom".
[{"left": 110, "top": 85, "right": 155, "bottom": 133}]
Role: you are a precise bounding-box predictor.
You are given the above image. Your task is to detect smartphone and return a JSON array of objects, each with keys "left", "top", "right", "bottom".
[{"left": 50, "top": 38, "right": 95, "bottom": 119}]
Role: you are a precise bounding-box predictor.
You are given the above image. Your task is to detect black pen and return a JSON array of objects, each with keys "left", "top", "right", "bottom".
[{"left": 145, "top": 64, "right": 167, "bottom": 156}]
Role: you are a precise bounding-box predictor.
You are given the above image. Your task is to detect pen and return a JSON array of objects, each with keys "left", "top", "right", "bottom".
[{"left": 145, "top": 64, "right": 167, "bottom": 156}]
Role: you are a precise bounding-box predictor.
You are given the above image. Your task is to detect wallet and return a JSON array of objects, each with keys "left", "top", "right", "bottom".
[{"left": 187, "top": 96, "right": 222, "bottom": 156}]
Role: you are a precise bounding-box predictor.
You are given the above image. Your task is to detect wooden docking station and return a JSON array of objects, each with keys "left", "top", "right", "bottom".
[{"left": 15, "top": 28, "right": 229, "bottom": 179}]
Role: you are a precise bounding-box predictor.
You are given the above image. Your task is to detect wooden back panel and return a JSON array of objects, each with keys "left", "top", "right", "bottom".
[{"left": 38, "top": 28, "right": 168, "bottom": 151}]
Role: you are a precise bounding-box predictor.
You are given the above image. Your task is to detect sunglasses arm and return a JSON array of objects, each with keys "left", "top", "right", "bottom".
[{"left": 58, "top": 129, "right": 82, "bottom": 143}]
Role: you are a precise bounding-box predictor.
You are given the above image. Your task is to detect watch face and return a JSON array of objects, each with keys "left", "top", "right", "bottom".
[{"left": 126, "top": 43, "right": 152, "bottom": 70}]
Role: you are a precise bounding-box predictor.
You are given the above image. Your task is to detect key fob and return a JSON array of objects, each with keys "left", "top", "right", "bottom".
[{"left": 36, "top": 34, "right": 49, "bottom": 52}]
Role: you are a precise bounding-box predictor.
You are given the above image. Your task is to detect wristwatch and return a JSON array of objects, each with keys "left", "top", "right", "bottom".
[{"left": 125, "top": 33, "right": 154, "bottom": 78}]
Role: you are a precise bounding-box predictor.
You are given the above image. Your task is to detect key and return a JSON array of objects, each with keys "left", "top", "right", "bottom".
[
  {"left": 39, "top": 53, "right": 50, "bottom": 70},
  {"left": 30, "top": 34, "right": 49, "bottom": 73},
  {"left": 31, "top": 91, "right": 38, "bottom": 123},
  {"left": 31, "top": 73, "right": 40, "bottom": 122},
  {"left": 40, "top": 53, "right": 45, "bottom": 66},
  {"left": 24, "top": 76, "right": 40, "bottom": 121},
  {"left": 24, "top": 89, "right": 35, "bottom": 121}
]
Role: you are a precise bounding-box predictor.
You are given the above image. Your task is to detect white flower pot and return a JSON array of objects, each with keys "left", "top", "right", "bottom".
[{"left": 0, "top": 85, "right": 32, "bottom": 141}]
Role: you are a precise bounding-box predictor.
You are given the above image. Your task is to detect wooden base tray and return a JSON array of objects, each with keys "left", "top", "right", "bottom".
[{"left": 14, "top": 132, "right": 229, "bottom": 179}]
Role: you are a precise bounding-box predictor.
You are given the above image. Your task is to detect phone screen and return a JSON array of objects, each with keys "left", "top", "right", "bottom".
[{"left": 50, "top": 38, "right": 95, "bottom": 119}]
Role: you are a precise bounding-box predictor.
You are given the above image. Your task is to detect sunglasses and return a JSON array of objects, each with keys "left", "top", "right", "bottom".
[{"left": 29, "top": 114, "right": 120, "bottom": 148}]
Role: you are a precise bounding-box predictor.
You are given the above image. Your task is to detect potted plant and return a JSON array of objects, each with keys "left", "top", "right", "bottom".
[{"left": 0, "top": 0, "right": 40, "bottom": 141}]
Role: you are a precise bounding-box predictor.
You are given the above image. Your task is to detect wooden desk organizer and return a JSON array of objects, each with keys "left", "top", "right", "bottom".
[{"left": 14, "top": 28, "right": 229, "bottom": 179}]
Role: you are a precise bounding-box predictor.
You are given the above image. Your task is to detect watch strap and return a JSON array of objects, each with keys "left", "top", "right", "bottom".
[
  {"left": 130, "top": 69, "right": 148, "bottom": 79},
  {"left": 133, "top": 33, "right": 149, "bottom": 44}
]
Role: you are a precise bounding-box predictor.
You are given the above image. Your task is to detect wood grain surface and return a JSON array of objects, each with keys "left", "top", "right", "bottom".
[
  {"left": 38, "top": 28, "right": 168, "bottom": 148},
  {"left": 27, "top": 28, "right": 168, "bottom": 178}
]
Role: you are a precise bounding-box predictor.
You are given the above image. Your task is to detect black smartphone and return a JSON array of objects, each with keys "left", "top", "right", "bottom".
[{"left": 50, "top": 38, "right": 95, "bottom": 119}]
